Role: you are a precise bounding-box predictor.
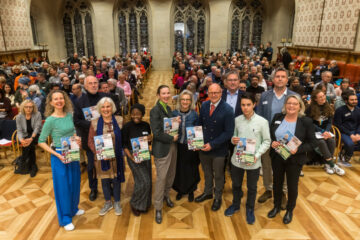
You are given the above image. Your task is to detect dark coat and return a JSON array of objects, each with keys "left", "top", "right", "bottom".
[
  {"left": 221, "top": 89, "right": 244, "bottom": 117},
  {"left": 150, "top": 101, "right": 174, "bottom": 158},
  {"left": 270, "top": 113, "right": 317, "bottom": 165},
  {"left": 199, "top": 99, "right": 234, "bottom": 157}
]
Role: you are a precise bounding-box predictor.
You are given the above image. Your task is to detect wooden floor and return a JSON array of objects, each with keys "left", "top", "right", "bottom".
[{"left": 1, "top": 71, "right": 360, "bottom": 240}]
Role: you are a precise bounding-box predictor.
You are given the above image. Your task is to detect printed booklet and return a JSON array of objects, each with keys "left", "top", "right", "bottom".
[
  {"left": 276, "top": 131, "right": 302, "bottom": 160},
  {"left": 163, "top": 117, "right": 179, "bottom": 137},
  {"left": 131, "top": 136, "right": 151, "bottom": 162},
  {"left": 94, "top": 134, "right": 115, "bottom": 160},
  {"left": 186, "top": 126, "right": 204, "bottom": 150},
  {"left": 60, "top": 136, "right": 80, "bottom": 164},
  {"left": 82, "top": 106, "right": 100, "bottom": 121},
  {"left": 235, "top": 138, "right": 256, "bottom": 164}
]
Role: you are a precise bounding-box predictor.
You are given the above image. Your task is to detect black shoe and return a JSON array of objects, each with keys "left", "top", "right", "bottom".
[
  {"left": 283, "top": 210, "right": 293, "bottom": 224},
  {"left": 267, "top": 207, "right": 281, "bottom": 218},
  {"left": 155, "top": 210, "right": 162, "bottom": 224},
  {"left": 195, "top": 193, "right": 213, "bottom": 203},
  {"left": 89, "top": 189, "right": 98, "bottom": 201},
  {"left": 211, "top": 199, "right": 222, "bottom": 211},
  {"left": 188, "top": 192, "right": 194, "bottom": 202},
  {"left": 164, "top": 197, "right": 174, "bottom": 208},
  {"left": 131, "top": 205, "right": 141, "bottom": 217},
  {"left": 30, "top": 164, "right": 38, "bottom": 178},
  {"left": 176, "top": 193, "right": 183, "bottom": 201}
]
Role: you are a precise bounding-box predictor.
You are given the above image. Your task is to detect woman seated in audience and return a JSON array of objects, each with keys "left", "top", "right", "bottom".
[
  {"left": 289, "top": 77, "right": 305, "bottom": 96},
  {"left": 335, "top": 78, "right": 353, "bottom": 97},
  {"left": 198, "top": 76, "right": 212, "bottom": 103},
  {"left": 38, "top": 90, "right": 84, "bottom": 231},
  {"left": 225, "top": 93, "right": 270, "bottom": 224},
  {"left": 306, "top": 89, "right": 345, "bottom": 175},
  {"left": 14, "top": 77, "right": 30, "bottom": 107},
  {"left": 175, "top": 69, "right": 186, "bottom": 90},
  {"left": 268, "top": 95, "right": 316, "bottom": 224},
  {"left": 172, "top": 90, "right": 200, "bottom": 202},
  {"left": 117, "top": 73, "right": 132, "bottom": 100},
  {"left": 28, "top": 84, "right": 44, "bottom": 111},
  {"left": 301, "top": 73, "right": 314, "bottom": 96},
  {"left": 315, "top": 83, "right": 332, "bottom": 103},
  {"left": 122, "top": 104, "right": 152, "bottom": 216},
  {"left": 4, "top": 83, "right": 15, "bottom": 106},
  {"left": 15, "top": 99, "right": 42, "bottom": 176},
  {"left": 88, "top": 97, "right": 124, "bottom": 216},
  {"left": 0, "top": 89, "right": 12, "bottom": 119}
]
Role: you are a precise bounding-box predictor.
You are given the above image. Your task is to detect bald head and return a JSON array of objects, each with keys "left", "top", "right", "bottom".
[{"left": 84, "top": 75, "right": 99, "bottom": 94}]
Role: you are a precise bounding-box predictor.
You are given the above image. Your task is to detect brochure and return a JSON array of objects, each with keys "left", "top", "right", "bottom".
[
  {"left": 131, "top": 136, "right": 151, "bottom": 163},
  {"left": 235, "top": 138, "right": 256, "bottom": 164},
  {"left": 94, "top": 134, "right": 115, "bottom": 160},
  {"left": 82, "top": 106, "right": 100, "bottom": 121},
  {"left": 315, "top": 132, "right": 334, "bottom": 139},
  {"left": 163, "top": 117, "right": 179, "bottom": 137},
  {"left": 276, "top": 131, "right": 302, "bottom": 160},
  {"left": 186, "top": 126, "right": 204, "bottom": 150},
  {"left": 60, "top": 136, "right": 80, "bottom": 164}
]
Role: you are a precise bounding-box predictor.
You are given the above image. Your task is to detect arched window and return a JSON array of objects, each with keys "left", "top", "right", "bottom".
[
  {"left": 230, "top": 0, "right": 263, "bottom": 51},
  {"left": 173, "top": 0, "right": 206, "bottom": 54},
  {"left": 117, "top": 0, "right": 149, "bottom": 55},
  {"left": 62, "top": 0, "right": 95, "bottom": 57}
]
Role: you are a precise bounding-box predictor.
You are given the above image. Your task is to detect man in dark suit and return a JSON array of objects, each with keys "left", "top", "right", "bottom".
[
  {"left": 195, "top": 83, "right": 235, "bottom": 211},
  {"left": 73, "top": 75, "right": 107, "bottom": 201},
  {"left": 221, "top": 70, "right": 244, "bottom": 117}
]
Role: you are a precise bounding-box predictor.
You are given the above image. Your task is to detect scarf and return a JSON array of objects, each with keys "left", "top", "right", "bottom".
[{"left": 96, "top": 115, "right": 125, "bottom": 182}]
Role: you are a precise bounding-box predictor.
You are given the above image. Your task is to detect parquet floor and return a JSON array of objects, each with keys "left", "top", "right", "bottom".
[{"left": 1, "top": 71, "right": 360, "bottom": 239}]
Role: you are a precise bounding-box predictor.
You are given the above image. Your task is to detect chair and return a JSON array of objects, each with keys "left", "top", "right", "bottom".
[
  {"left": 0, "top": 119, "right": 17, "bottom": 160},
  {"left": 331, "top": 125, "right": 342, "bottom": 163}
]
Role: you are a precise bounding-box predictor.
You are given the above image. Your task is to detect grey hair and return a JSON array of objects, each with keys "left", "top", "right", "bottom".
[
  {"left": 28, "top": 84, "right": 41, "bottom": 95},
  {"left": 321, "top": 70, "right": 332, "bottom": 77},
  {"left": 176, "top": 90, "right": 196, "bottom": 111},
  {"left": 96, "top": 97, "right": 116, "bottom": 115},
  {"left": 281, "top": 94, "right": 306, "bottom": 117},
  {"left": 79, "top": 74, "right": 86, "bottom": 79},
  {"left": 107, "top": 78, "right": 117, "bottom": 85}
]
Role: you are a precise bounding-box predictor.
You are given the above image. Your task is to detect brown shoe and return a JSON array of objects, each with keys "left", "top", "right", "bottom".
[
  {"left": 281, "top": 193, "right": 287, "bottom": 210},
  {"left": 257, "top": 190, "right": 272, "bottom": 203},
  {"left": 131, "top": 205, "right": 141, "bottom": 216}
]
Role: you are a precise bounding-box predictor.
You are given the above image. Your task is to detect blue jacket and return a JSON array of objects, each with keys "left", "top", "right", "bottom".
[
  {"left": 256, "top": 88, "right": 298, "bottom": 124},
  {"left": 334, "top": 105, "right": 360, "bottom": 135},
  {"left": 199, "top": 100, "right": 234, "bottom": 157},
  {"left": 173, "top": 109, "right": 199, "bottom": 144}
]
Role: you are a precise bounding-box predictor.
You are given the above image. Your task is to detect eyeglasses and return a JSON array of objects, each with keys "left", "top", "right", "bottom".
[{"left": 286, "top": 102, "right": 299, "bottom": 106}]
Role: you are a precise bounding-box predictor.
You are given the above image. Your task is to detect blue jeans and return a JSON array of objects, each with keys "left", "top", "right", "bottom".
[
  {"left": 102, "top": 178, "right": 121, "bottom": 202},
  {"left": 341, "top": 132, "right": 360, "bottom": 157}
]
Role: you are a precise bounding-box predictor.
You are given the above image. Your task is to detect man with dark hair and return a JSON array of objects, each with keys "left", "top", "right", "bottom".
[
  {"left": 334, "top": 91, "right": 360, "bottom": 167},
  {"left": 246, "top": 76, "right": 265, "bottom": 96},
  {"left": 262, "top": 42, "right": 273, "bottom": 62},
  {"left": 37, "top": 72, "right": 51, "bottom": 96},
  {"left": 256, "top": 68, "right": 298, "bottom": 209}
]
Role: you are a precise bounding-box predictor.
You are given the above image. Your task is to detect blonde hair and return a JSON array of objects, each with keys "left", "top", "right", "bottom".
[
  {"left": 44, "top": 90, "right": 73, "bottom": 117},
  {"left": 96, "top": 97, "right": 116, "bottom": 115},
  {"left": 19, "top": 99, "right": 38, "bottom": 115},
  {"left": 281, "top": 94, "right": 305, "bottom": 117},
  {"left": 176, "top": 90, "right": 195, "bottom": 111}
]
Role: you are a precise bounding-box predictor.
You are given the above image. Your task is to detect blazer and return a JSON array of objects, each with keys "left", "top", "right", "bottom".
[
  {"left": 16, "top": 112, "right": 42, "bottom": 140},
  {"left": 256, "top": 88, "right": 298, "bottom": 123},
  {"left": 199, "top": 99, "right": 235, "bottom": 157},
  {"left": 221, "top": 89, "right": 244, "bottom": 117},
  {"left": 150, "top": 101, "right": 174, "bottom": 158},
  {"left": 270, "top": 113, "right": 317, "bottom": 165}
]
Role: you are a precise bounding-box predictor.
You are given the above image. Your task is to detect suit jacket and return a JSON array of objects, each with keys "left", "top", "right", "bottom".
[
  {"left": 199, "top": 99, "right": 234, "bottom": 157},
  {"left": 150, "top": 101, "right": 174, "bottom": 158},
  {"left": 221, "top": 89, "right": 244, "bottom": 117},
  {"left": 270, "top": 113, "right": 317, "bottom": 165},
  {"left": 16, "top": 112, "right": 42, "bottom": 140}
]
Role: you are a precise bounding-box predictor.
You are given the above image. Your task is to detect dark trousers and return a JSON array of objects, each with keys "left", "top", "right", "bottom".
[
  {"left": 199, "top": 152, "right": 225, "bottom": 199},
  {"left": 317, "top": 138, "right": 335, "bottom": 160},
  {"left": 231, "top": 163, "right": 260, "bottom": 210},
  {"left": 271, "top": 156, "right": 302, "bottom": 211},
  {"left": 341, "top": 132, "right": 360, "bottom": 157},
  {"left": 101, "top": 178, "right": 121, "bottom": 202},
  {"left": 86, "top": 151, "right": 98, "bottom": 191}
]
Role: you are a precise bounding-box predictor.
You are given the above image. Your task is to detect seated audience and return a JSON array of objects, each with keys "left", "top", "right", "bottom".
[{"left": 0, "top": 88, "right": 12, "bottom": 119}]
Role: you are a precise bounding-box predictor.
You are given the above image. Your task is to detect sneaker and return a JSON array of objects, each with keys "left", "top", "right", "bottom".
[
  {"left": 64, "top": 223, "right": 75, "bottom": 231},
  {"left": 224, "top": 205, "right": 240, "bottom": 217},
  {"left": 114, "top": 201, "right": 122, "bottom": 216},
  {"left": 333, "top": 164, "right": 345, "bottom": 176},
  {"left": 246, "top": 208, "right": 255, "bottom": 224},
  {"left": 76, "top": 209, "right": 85, "bottom": 216},
  {"left": 339, "top": 161, "right": 352, "bottom": 167},
  {"left": 324, "top": 164, "right": 334, "bottom": 175},
  {"left": 300, "top": 170, "right": 304, "bottom": 177},
  {"left": 99, "top": 201, "right": 113, "bottom": 216}
]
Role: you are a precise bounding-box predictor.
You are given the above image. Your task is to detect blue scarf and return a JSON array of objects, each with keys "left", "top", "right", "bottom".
[{"left": 96, "top": 115, "right": 125, "bottom": 182}]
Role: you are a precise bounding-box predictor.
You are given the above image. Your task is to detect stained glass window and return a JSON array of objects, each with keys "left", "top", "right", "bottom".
[
  {"left": 117, "top": 0, "right": 149, "bottom": 55},
  {"left": 63, "top": 1, "right": 95, "bottom": 57},
  {"left": 230, "top": 0, "right": 263, "bottom": 51},
  {"left": 173, "top": 0, "right": 207, "bottom": 54}
]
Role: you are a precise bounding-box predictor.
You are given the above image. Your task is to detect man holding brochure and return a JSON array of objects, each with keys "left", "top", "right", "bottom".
[{"left": 195, "top": 83, "right": 234, "bottom": 211}]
